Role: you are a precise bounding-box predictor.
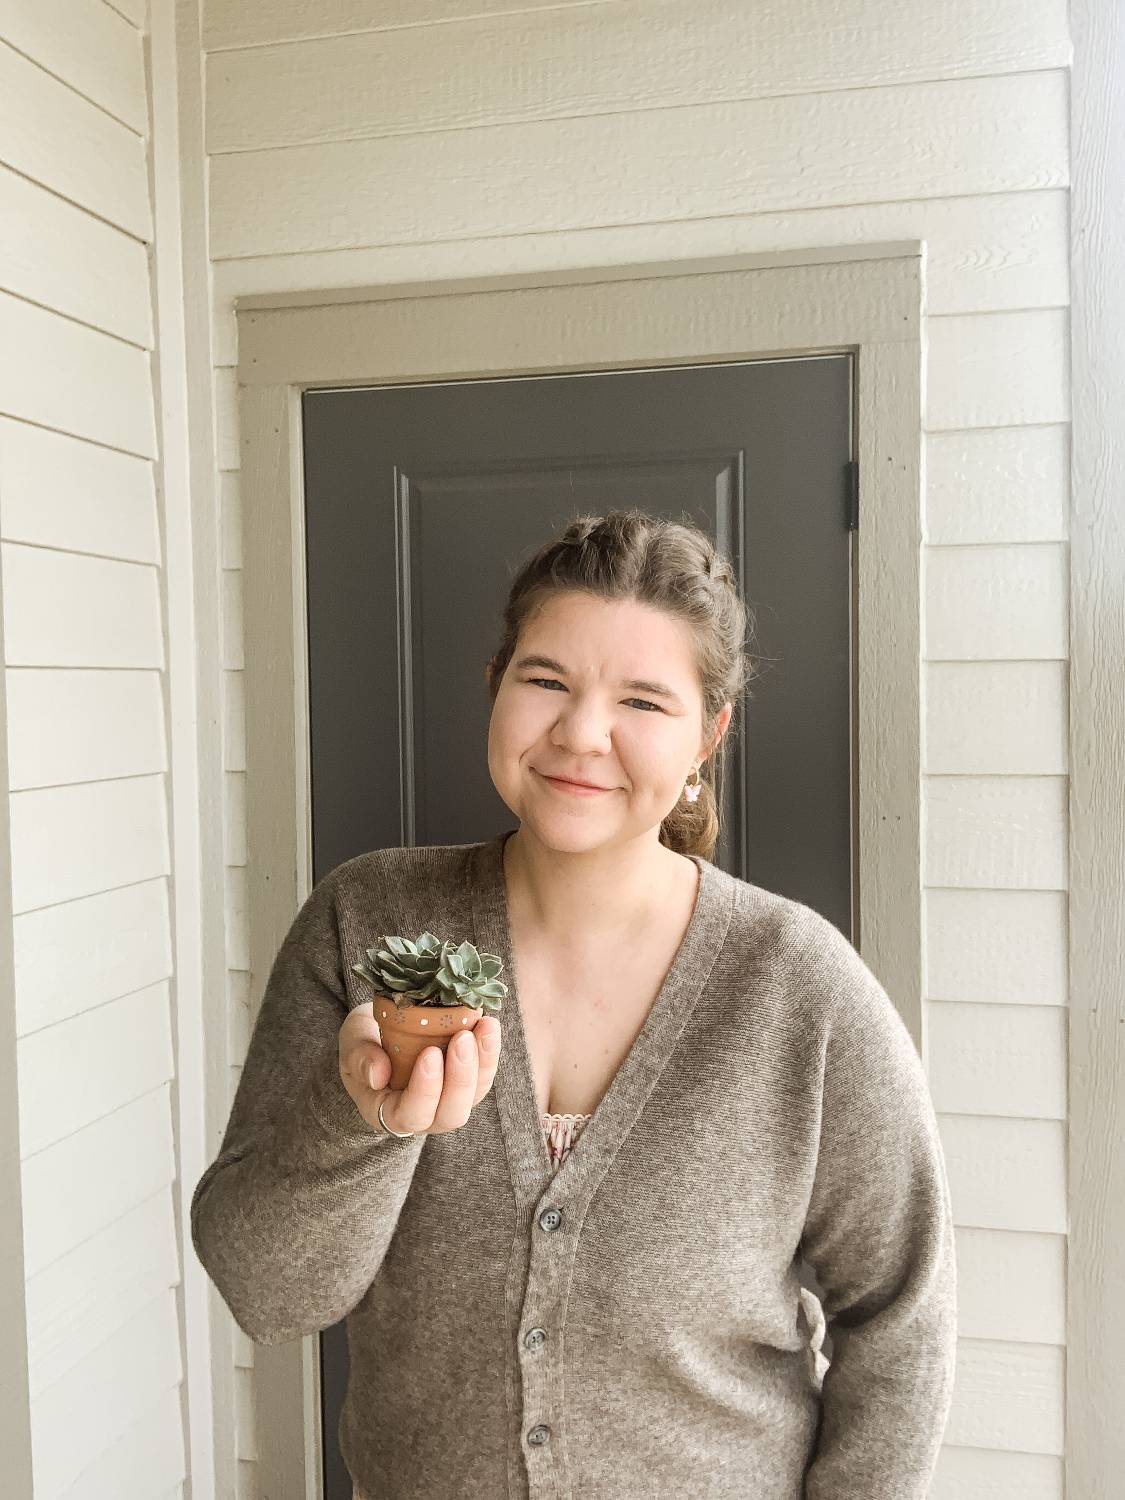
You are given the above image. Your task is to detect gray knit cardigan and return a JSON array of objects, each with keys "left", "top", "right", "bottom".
[{"left": 191, "top": 829, "right": 957, "bottom": 1499}]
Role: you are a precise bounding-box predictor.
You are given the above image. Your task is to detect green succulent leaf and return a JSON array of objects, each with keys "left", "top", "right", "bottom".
[{"left": 351, "top": 931, "right": 506, "bottom": 1011}]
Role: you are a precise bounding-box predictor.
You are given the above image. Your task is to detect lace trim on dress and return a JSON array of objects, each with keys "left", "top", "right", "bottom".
[{"left": 541, "top": 1111, "right": 593, "bottom": 1170}]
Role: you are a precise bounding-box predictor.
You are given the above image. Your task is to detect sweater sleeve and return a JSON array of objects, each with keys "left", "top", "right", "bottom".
[
  {"left": 798, "top": 931, "right": 958, "bottom": 1499},
  {"left": 190, "top": 866, "right": 425, "bottom": 1345}
]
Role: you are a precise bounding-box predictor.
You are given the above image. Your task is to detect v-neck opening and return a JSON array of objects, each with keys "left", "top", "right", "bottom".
[{"left": 470, "top": 827, "right": 733, "bottom": 1194}]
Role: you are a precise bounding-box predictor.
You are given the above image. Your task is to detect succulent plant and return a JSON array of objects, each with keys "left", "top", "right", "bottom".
[
  {"left": 351, "top": 931, "right": 507, "bottom": 1013},
  {"left": 435, "top": 939, "right": 507, "bottom": 1013},
  {"left": 351, "top": 931, "right": 444, "bottom": 1003}
]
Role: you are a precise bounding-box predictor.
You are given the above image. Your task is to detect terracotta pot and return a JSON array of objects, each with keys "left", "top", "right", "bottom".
[{"left": 372, "top": 996, "right": 486, "bottom": 1092}]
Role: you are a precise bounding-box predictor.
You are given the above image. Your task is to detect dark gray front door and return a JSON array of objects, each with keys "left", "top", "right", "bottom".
[{"left": 301, "top": 354, "right": 853, "bottom": 1498}]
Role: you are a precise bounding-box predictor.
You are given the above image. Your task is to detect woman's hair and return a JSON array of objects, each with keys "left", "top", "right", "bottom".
[{"left": 484, "top": 508, "right": 757, "bottom": 861}]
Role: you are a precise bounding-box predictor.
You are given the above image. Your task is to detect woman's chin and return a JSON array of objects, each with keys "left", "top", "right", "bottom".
[{"left": 521, "top": 807, "right": 620, "bottom": 852}]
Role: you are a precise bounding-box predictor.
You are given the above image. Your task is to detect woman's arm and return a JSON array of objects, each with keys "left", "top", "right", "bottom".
[
  {"left": 190, "top": 866, "right": 425, "bottom": 1344},
  {"left": 799, "top": 938, "right": 958, "bottom": 1498}
]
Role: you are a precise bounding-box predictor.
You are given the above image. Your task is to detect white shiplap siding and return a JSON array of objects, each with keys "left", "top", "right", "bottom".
[
  {"left": 197, "top": 0, "right": 1073, "bottom": 1494},
  {"left": 0, "top": 5, "right": 185, "bottom": 1497}
]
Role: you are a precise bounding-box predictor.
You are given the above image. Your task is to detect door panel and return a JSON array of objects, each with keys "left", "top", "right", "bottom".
[{"left": 300, "top": 354, "right": 852, "bottom": 1498}]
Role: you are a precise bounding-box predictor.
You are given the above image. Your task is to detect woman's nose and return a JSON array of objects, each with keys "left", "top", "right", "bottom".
[{"left": 549, "top": 698, "right": 612, "bottom": 751}]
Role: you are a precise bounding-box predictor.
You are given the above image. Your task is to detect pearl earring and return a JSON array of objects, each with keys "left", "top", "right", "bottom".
[{"left": 683, "top": 766, "right": 703, "bottom": 803}]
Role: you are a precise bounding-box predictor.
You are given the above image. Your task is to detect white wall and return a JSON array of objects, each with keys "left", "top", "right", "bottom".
[
  {"left": 0, "top": 1, "right": 187, "bottom": 1495},
  {"left": 195, "top": 1, "right": 1073, "bottom": 1494}
]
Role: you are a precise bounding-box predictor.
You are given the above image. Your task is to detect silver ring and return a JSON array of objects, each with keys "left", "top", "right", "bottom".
[{"left": 378, "top": 1098, "right": 416, "bottom": 1138}]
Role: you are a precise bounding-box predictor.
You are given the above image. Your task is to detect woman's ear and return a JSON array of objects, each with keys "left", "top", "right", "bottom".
[{"left": 705, "top": 701, "right": 734, "bottom": 757}]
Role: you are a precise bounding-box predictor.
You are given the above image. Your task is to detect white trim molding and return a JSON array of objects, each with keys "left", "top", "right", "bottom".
[
  {"left": 1067, "top": 2, "right": 1125, "bottom": 1495},
  {"left": 0, "top": 511, "right": 34, "bottom": 1500}
]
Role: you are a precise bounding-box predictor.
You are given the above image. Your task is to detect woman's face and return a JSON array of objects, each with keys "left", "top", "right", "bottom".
[{"left": 487, "top": 591, "right": 731, "bottom": 853}]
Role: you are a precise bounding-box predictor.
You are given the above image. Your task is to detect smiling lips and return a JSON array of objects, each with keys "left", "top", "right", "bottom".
[{"left": 538, "top": 770, "right": 614, "bottom": 795}]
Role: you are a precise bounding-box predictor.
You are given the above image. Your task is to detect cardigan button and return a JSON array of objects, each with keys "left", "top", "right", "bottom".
[
  {"left": 525, "top": 1327, "right": 547, "bottom": 1351},
  {"left": 527, "top": 1424, "right": 551, "bottom": 1446},
  {"left": 538, "top": 1206, "right": 562, "bottom": 1232}
]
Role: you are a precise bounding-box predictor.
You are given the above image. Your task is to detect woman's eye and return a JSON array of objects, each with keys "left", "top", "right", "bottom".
[{"left": 524, "top": 678, "right": 662, "bottom": 713}]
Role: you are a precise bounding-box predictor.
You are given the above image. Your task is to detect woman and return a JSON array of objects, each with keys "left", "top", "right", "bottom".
[{"left": 191, "top": 509, "right": 957, "bottom": 1500}]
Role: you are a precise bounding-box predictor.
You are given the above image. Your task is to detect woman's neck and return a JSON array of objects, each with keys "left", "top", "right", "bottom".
[{"left": 501, "top": 826, "right": 692, "bottom": 945}]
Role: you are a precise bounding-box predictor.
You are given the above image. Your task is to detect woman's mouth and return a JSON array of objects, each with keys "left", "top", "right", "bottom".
[{"left": 537, "top": 770, "right": 614, "bottom": 796}]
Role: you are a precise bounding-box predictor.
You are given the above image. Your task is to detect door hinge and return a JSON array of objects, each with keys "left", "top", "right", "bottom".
[{"left": 844, "top": 461, "right": 859, "bottom": 531}]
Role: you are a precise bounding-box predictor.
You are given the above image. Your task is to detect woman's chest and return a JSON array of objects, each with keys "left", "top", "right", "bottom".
[
  {"left": 507, "top": 852, "right": 702, "bottom": 1122},
  {"left": 516, "top": 903, "right": 696, "bottom": 1118},
  {"left": 520, "top": 968, "right": 659, "bottom": 1118}
]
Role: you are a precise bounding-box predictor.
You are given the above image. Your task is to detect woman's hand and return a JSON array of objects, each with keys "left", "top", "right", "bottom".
[{"left": 338, "top": 1001, "right": 502, "bottom": 1136}]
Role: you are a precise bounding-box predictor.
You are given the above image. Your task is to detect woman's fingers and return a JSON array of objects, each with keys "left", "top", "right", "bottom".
[
  {"left": 338, "top": 1005, "right": 502, "bottom": 1136},
  {"left": 472, "top": 1017, "right": 502, "bottom": 1102},
  {"left": 425, "top": 1026, "right": 481, "bottom": 1132},
  {"left": 339, "top": 1001, "right": 389, "bottom": 1094},
  {"left": 377, "top": 1041, "right": 446, "bottom": 1134}
]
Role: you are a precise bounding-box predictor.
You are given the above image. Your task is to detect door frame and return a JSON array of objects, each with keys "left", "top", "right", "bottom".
[{"left": 234, "top": 244, "right": 925, "bottom": 1500}]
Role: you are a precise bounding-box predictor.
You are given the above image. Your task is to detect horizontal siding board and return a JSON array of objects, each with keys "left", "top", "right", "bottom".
[
  {"left": 0, "top": 41, "right": 150, "bottom": 239},
  {"left": 9, "top": 775, "right": 170, "bottom": 914},
  {"left": 205, "top": 0, "right": 786, "bottom": 51},
  {"left": 1, "top": 545, "right": 164, "bottom": 668},
  {"left": 5, "top": 668, "right": 166, "bottom": 790},
  {"left": 926, "top": 311, "right": 1070, "bottom": 431},
  {"left": 29, "top": 1289, "right": 182, "bottom": 1497},
  {"left": 0, "top": 0, "right": 148, "bottom": 134},
  {"left": 946, "top": 1338, "right": 1065, "bottom": 1455},
  {"left": 209, "top": 187, "right": 1069, "bottom": 366},
  {"left": 24, "top": 1189, "right": 177, "bottom": 1395},
  {"left": 0, "top": 167, "right": 153, "bottom": 346},
  {"left": 925, "top": 661, "right": 1068, "bottom": 774},
  {"left": 62, "top": 1386, "right": 186, "bottom": 1500},
  {"left": 0, "top": 295, "right": 156, "bottom": 457},
  {"left": 209, "top": 71, "right": 1068, "bottom": 259},
  {"left": 925, "top": 543, "right": 1068, "bottom": 661},
  {"left": 0, "top": 419, "right": 159, "bottom": 562},
  {"left": 925, "top": 889, "right": 1068, "bottom": 1006},
  {"left": 925, "top": 425, "right": 1070, "bottom": 546},
  {"left": 206, "top": 0, "right": 1071, "bottom": 153},
  {"left": 104, "top": 0, "right": 147, "bottom": 30},
  {"left": 939, "top": 1114, "right": 1067, "bottom": 1233},
  {"left": 14, "top": 879, "right": 171, "bottom": 1037},
  {"left": 18, "top": 981, "right": 174, "bottom": 1156},
  {"left": 954, "top": 1227, "right": 1066, "bottom": 1344},
  {"left": 931, "top": 1446, "right": 1063, "bottom": 1500},
  {"left": 928, "top": 1000, "right": 1067, "bottom": 1119},
  {"left": 20, "top": 1087, "right": 175, "bottom": 1277},
  {"left": 925, "top": 775, "right": 1068, "bottom": 890},
  {"left": 206, "top": 0, "right": 701, "bottom": 50}
]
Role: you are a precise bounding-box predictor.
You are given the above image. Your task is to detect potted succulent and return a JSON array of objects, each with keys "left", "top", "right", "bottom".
[{"left": 351, "top": 931, "right": 507, "bottom": 1091}]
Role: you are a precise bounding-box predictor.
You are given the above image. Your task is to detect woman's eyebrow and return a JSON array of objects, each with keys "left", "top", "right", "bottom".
[{"left": 514, "top": 654, "right": 685, "bottom": 706}]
